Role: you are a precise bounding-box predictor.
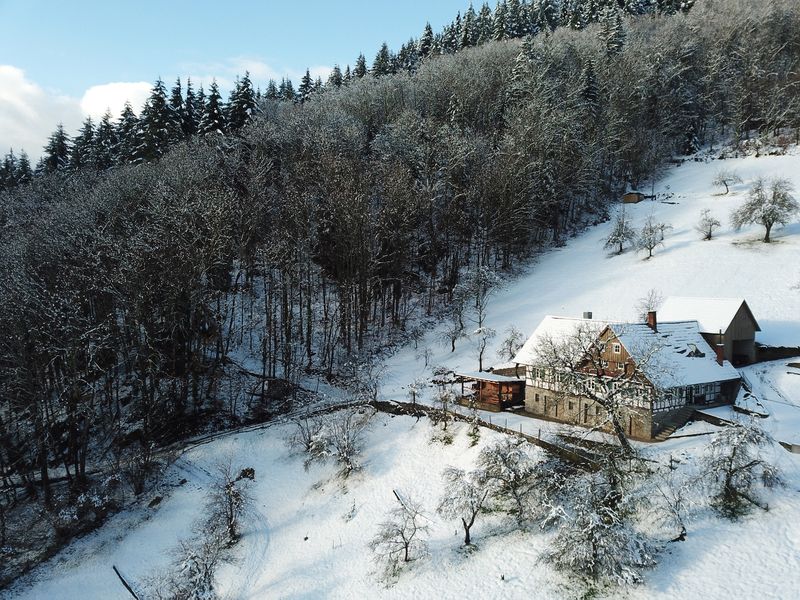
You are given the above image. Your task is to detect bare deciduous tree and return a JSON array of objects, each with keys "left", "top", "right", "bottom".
[
  {"left": 731, "top": 177, "right": 799, "bottom": 242},
  {"left": 699, "top": 418, "right": 782, "bottom": 519},
  {"left": 604, "top": 209, "right": 637, "bottom": 255},
  {"left": 437, "top": 467, "right": 490, "bottom": 545},
  {"left": 369, "top": 492, "right": 429, "bottom": 581},
  {"left": 696, "top": 208, "right": 721, "bottom": 240},
  {"left": 712, "top": 169, "right": 742, "bottom": 194}
]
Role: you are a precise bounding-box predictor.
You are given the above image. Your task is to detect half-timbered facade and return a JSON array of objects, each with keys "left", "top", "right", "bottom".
[{"left": 512, "top": 311, "right": 741, "bottom": 440}]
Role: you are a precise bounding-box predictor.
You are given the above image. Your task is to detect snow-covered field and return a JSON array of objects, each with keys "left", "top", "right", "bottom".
[{"left": 8, "top": 151, "right": 800, "bottom": 599}]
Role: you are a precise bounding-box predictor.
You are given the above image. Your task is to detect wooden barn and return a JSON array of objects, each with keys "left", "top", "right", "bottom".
[
  {"left": 455, "top": 371, "right": 525, "bottom": 412},
  {"left": 622, "top": 191, "right": 646, "bottom": 203},
  {"left": 658, "top": 297, "right": 760, "bottom": 365}
]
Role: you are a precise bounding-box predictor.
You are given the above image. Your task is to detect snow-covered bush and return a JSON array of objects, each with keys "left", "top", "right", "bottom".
[
  {"left": 286, "top": 415, "right": 327, "bottom": 469},
  {"left": 544, "top": 470, "right": 656, "bottom": 588},
  {"left": 324, "top": 406, "right": 375, "bottom": 477}
]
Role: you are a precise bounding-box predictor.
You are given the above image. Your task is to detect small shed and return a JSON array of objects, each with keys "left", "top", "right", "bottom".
[
  {"left": 623, "top": 191, "right": 646, "bottom": 204},
  {"left": 455, "top": 371, "right": 525, "bottom": 412},
  {"left": 659, "top": 297, "right": 761, "bottom": 365}
]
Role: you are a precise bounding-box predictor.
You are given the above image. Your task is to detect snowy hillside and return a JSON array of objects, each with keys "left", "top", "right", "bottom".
[
  {"left": 383, "top": 150, "right": 800, "bottom": 402},
  {"left": 8, "top": 152, "right": 800, "bottom": 600}
]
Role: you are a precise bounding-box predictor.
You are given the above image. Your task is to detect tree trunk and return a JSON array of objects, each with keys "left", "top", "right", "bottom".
[
  {"left": 462, "top": 517, "right": 472, "bottom": 545},
  {"left": 764, "top": 222, "right": 772, "bottom": 243}
]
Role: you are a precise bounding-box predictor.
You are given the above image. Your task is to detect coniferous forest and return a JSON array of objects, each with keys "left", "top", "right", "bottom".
[{"left": 1, "top": 0, "right": 799, "bottom": 582}]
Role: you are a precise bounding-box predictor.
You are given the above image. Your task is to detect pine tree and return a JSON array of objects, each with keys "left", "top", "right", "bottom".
[
  {"left": 91, "top": 110, "right": 118, "bottom": 170},
  {"left": 168, "top": 77, "right": 186, "bottom": 142},
  {"left": 115, "top": 102, "right": 139, "bottom": 165},
  {"left": 298, "top": 69, "right": 314, "bottom": 103},
  {"left": 601, "top": 5, "right": 626, "bottom": 56},
  {"left": 506, "top": 0, "right": 525, "bottom": 38},
  {"left": 42, "top": 123, "right": 71, "bottom": 173},
  {"left": 372, "top": 43, "right": 393, "bottom": 76},
  {"left": 327, "top": 65, "right": 343, "bottom": 88},
  {"left": 70, "top": 116, "right": 95, "bottom": 171},
  {"left": 135, "top": 78, "right": 179, "bottom": 162},
  {"left": 0, "top": 150, "right": 16, "bottom": 190},
  {"left": 195, "top": 85, "right": 207, "bottom": 128},
  {"left": 583, "top": 0, "right": 602, "bottom": 24},
  {"left": 279, "top": 78, "right": 296, "bottom": 101},
  {"left": 534, "top": 0, "right": 559, "bottom": 33},
  {"left": 354, "top": 54, "right": 368, "bottom": 78},
  {"left": 419, "top": 22, "right": 435, "bottom": 57},
  {"left": 343, "top": 65, "right": 352, "bottom": 83},
  {"left": 265, "top": 79, "right": 279, "bottom": 100},
  {"left": 493, "top": 1, "right": 508, "bottom": 41},
  {"left": 198, "top": 80, "right": 226, "bottom": 135},
  {"left": 227, "top": 71, "right": 257, "bottom": 129},
  {"left": 461, "top": 5, "right": 478, "bottom": 48},
  {"left": 477, "top": 3, "right": 494, "bottom": 43},
  {"left": 184, "top": 77, "right": 199, "bottom": 136},
  {"left": 16, "top": 150, "right": 33, "bottom": 185}
]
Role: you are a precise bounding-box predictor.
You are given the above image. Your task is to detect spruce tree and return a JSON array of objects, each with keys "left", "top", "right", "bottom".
[
  {"left": 419, "top": 22, "right": 435, "bottom": 57},
  {"left": 506, "top": 0, "right": 524, "bottom": 38},
  {"left": 16, "top": 150, "right": 33, "bottom": 185},
  {"left": 168, "top": 77, "right": 187, "bottom": 142},
  {"left": 195, "top": 85, "right": 207, "bottom": 128},
  {"left": 343, "top": 65, "right": 352, "bottom": 83},
  {"left": 278, "top": 78, "right": 296, "bottom": 101},
  {"left": 601, "top": 5, "right": 626, "bottom": 56},
  {"left": 354, "top": 53, "right": 368, "bottom": 78},
  {"left": 42, "top": 123, "right": 71, "bottom": 173},
  {"left": 372, "top": 43, "right": 393, "bottom": 76},
  {"left": 70, "top": 116, "right": 95, "bottom": 171},
  {"left": 477, "top": 3, "right": 494, "bottom": 43},
  {"left": 298, "top": 69, "right": 314, "bottom": 103},
  {"left": 493, "top": 1, "right": 508, "bottom": 41},
  {"left": 0, "top": 150, "right": 16, "bottom": 190},
  {"left": 265, "top": 79, "right": 279, "bottom": 100},
  {"left": 461, "top": 4, "right": 478, "bottom": 48},
  {"left": 327, "top": 65, "right": 343, "bottom": 88},
  {"left": 198, "top": 80, "right": 226, "bottom": 135},
  {"left": 535, "top": 0, "right": 559, "bottom": 33},
  {"left": 115, "top": 101, "right": 139, "bottom": 165},
  {"left": 135, "top": 78, "right": 179, "bottom": 162},
  {"left": 184, "top": 77, "right": 199, "bottom": 136},
  {"left": 227, "top": 71, "right": 257, "bottom": 129},
  {"left": 91, "top": 110, "right": 118, "bottom": 170}
]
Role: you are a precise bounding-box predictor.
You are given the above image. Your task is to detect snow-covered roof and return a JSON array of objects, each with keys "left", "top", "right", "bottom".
[
  {"left": 610, "top": 321, "right": 740, "bottom": 388},
  {"left": 513, "top": 314, "right": 740, "bottom": 389},
  {"left": 454, "top": 371, "right": 524, "bottom": 383},
  {"left": 512, "top": 316, "right": 610, "bottom": 366},
  {"left": 658, "top": 297, "right": 760, "bottom": 334}
]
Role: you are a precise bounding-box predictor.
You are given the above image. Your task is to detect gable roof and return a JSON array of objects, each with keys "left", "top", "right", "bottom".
[
  {"left": 513, "top": 314, "right": 740, "bottom": 389},
  {"left": 609, "top": 321, "right": 740, "bottom": 389},
  {"left": 658, "top": 297, "right": 761, "bottom": 334},
  {"left": 512, "top": 316, "right": 609, "bottom": 366}
]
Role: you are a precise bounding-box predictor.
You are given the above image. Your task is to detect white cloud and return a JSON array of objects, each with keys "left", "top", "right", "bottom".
[
  {"left": 80, "top": 81, "right": 151, "bottom": 120},
  {"left": 0, "top": 65, "right": 83, "bottom": 158}
]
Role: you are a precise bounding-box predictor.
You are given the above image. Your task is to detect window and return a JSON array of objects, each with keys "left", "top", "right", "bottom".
[
  {"left": 535, "top": 393, "right": 540, "bottom": 402},
  {"left": 595, "top": 406, "right": 601, "bottom": 415},
  {"left": 616, "top": 361, "right": 624, "bottom": 370},
  {"left": 613, "top": 343, "right": 621, "bottom": 354},
  {"left": 568, "top": 401, "right": 574, "bottom": 411}
]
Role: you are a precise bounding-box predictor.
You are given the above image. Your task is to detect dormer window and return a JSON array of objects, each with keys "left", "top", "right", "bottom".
[{"left": 613, "top": 343, "right": 621, "bottom": 354}]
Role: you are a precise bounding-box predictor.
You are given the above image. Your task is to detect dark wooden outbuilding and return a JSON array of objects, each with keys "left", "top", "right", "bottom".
[{"left": 455, "top": 371, "right": 525, "bottom": 412}]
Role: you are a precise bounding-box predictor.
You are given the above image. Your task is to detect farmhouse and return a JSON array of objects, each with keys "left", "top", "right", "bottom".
[
  {"left": 658, "top": 297, "right": 760, "bottom": 365},
  {"left": 512, "top": 311, "right": 741, "bottom": 441}
]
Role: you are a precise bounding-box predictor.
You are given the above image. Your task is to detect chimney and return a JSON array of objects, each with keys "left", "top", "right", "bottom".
[
  {"left": 715, "top": 343, "right": 725, "bottom": 366},
  {"left": 646, "top": 310, "right": 657, "bottom": 332},
  {"left": 583, "top": 311, "right": 593, "bottom": 320}
]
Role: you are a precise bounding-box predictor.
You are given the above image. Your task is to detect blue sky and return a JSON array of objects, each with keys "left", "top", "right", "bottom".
[{"left": 0, "top": 0, "right": 470, "bottom": 156}]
